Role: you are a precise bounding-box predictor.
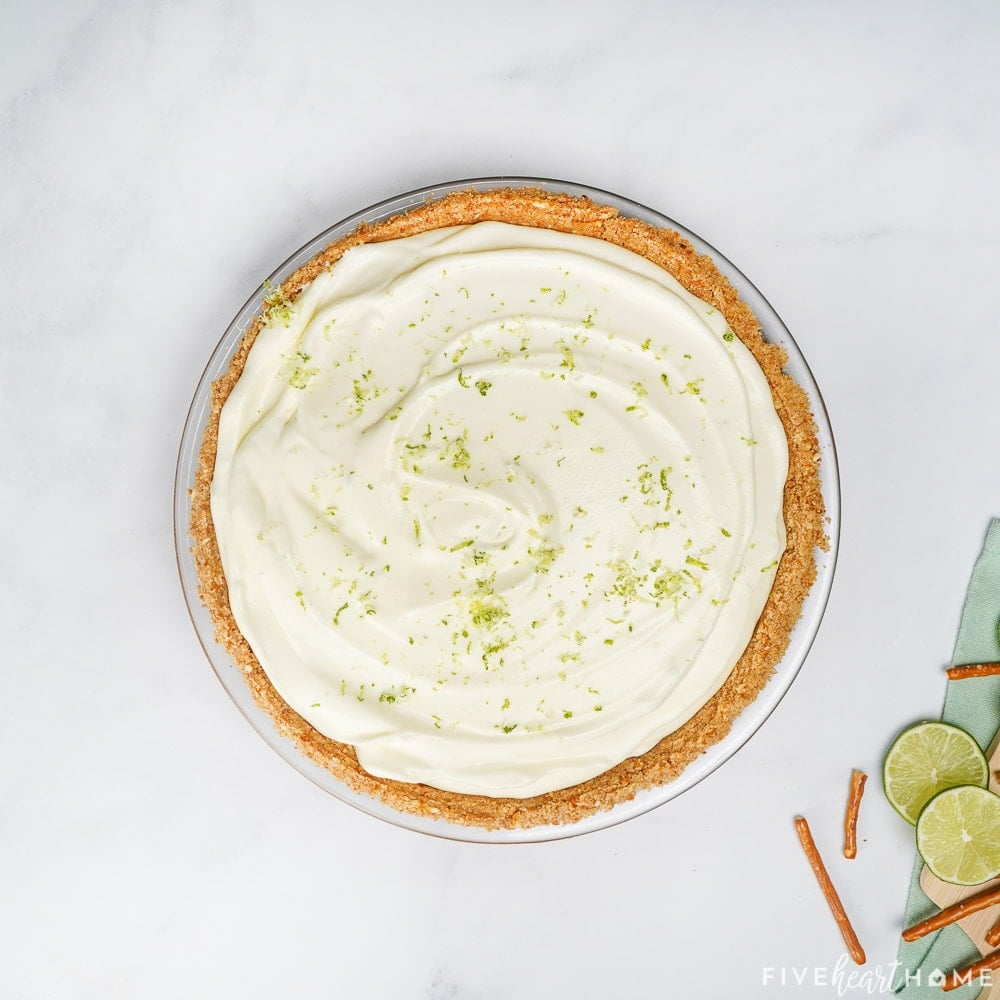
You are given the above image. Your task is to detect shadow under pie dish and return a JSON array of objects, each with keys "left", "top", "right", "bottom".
[{"left": 176, "top": 178, "right": 837, "bottom": 841}]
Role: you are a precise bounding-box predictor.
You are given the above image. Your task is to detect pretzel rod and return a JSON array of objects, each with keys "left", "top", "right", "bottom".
[
  {"left": 986, "top": 916, "right": 1000, "bottom": 950},
  {"left": 945, "top": 663, "right": 1000, "bottom": 681},
  {"left": 901, "top": 885, "right": 1000, "bottom": 942},
  {"left": 842, "top": 770, "right": 867, "bottom": 860},
  {"left": 794, "top": 816, "right": 866, "bottom": 965},
  {"left": 942, "top": 948, "right": 1000, "bottom": 993}
]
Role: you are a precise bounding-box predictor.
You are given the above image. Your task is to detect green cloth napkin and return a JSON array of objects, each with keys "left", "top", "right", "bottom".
[{"left": 893, "top": 518, "right": 1000, "bottom": 998}]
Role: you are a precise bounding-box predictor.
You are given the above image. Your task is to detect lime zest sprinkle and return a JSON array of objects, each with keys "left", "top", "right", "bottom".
[{"left": 262, "top": 279, "right": 295, "bottom": 327}]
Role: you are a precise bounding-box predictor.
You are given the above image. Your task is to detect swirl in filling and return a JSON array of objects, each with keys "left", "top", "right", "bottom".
[{"left": 211, "top": 222, "right": 788, "bottom": 797}]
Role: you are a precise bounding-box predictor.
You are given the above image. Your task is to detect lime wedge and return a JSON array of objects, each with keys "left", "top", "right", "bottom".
[
  {"left": 916, "top": 785, "right": 1000, "bottom": 885},
  {"left": 883, "top": 721, "right": 989, "bottom": 825}
]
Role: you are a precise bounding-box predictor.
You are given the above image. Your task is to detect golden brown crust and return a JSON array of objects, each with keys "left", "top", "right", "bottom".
[{"left": 190, "top": 186, "right": 826, "bottom": 829}]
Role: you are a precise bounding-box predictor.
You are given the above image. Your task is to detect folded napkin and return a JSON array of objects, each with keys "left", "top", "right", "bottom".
[{"left": 893, "top": 518, "right": 1000, "bottom": 998}]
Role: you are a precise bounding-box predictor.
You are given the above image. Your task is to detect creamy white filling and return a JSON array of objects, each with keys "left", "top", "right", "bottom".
[{"left": 211, "top": 221, "right": 788, "bottom": 798}]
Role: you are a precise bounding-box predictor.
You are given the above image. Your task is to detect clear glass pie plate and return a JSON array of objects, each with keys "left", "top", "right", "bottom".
[{"left": 173, "top": 176, "right": 840, "bottom": 843}]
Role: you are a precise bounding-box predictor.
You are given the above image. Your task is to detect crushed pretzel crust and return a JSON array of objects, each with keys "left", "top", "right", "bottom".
[{"left": 189, "top": 187, "right": 826, "bottom": 830}]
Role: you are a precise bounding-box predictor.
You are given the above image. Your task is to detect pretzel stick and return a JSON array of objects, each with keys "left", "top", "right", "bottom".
[
  {"left": 986, "top": 916, "right": 1000, "bottom": 950},
  {"left": 794, "top": 816, "right": 866, "bottom": 965},
  {"left": 942, "top": 948, "right": 1000, "bottom": 993},
  {"left": 843, "top": 770, "right": 867, "bottom": 859},
  {"left": 901, "top": 885, "right": 1000, "bottom": 942},
  {"left": 945, "top": 663, "right": 1000, "bottom": 681}
]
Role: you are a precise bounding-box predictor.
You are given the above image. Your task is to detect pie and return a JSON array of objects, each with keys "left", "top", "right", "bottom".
[{"left": 190, "top": 186, "right": 825, "bottom": 829}]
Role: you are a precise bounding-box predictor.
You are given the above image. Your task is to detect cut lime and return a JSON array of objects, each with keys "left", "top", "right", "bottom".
[
  {"left": 916, "top": 785, "right": 1000, "bottom": 885},
  {"left": 882, "top": 721, "right": 989, "bottom": 825}
]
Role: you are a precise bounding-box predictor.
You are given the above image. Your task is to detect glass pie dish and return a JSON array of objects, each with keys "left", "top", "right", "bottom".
[{"left": 173, "top": 177, "right": 840, "bottom": 843}]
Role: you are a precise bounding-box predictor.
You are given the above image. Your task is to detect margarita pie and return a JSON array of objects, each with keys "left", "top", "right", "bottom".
[{"left": 191, "top": 187, "right": 824, "bottom": 828}]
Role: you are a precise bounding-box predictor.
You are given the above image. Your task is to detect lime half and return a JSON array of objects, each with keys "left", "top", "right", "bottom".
[
  {"left": 916, "top": 785, "right": 1000, "bottom": 885},
  {"left": 883, "top": 721, "right": 989, "bottom": 825}
]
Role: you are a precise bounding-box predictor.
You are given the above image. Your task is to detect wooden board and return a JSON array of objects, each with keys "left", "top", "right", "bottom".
[{"left": 919, "top": 730, "right": 1000, "bottom": 996}]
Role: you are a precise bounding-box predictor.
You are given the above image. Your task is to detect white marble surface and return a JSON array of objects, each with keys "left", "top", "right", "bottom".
[{"left": 4, "top": 2, "right": 1000, "bottom": 997}]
